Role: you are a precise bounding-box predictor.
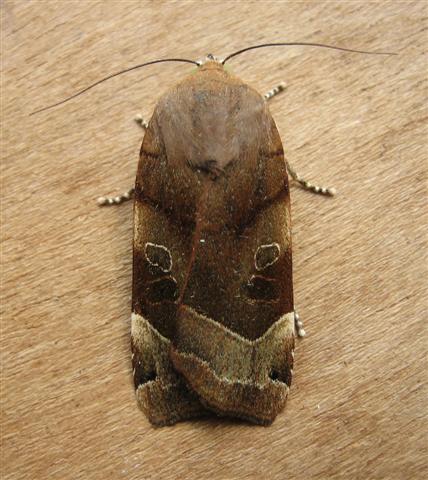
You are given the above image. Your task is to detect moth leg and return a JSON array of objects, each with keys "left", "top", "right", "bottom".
[
  {"left": 286, "top": 161, "right": 337, "bottom": 196},
  {"left": 264, "top": 82, "right": 287, "bottom": 101},
  {"left": 294, "top": 311, "right": 306, "bottom": 338},
  {"left": 97, "top": 114, "right": 146, "bottom": 207},
  {"left": 97, "top": 187, "right": 134, "bottom": 206},
  {"left": 266, "top": 84, "right": 335, "bottom": 197},
  {"left": 134, "top": 114, "right": 149, "bottom": 130}
]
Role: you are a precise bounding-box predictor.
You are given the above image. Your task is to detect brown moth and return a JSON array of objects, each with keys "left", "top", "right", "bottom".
[
  {"left": 32, "top": 43, "right": 395, "bottom": 426},
  {"left": 132, "top": 58, "right": 295, "bottom": 425}
]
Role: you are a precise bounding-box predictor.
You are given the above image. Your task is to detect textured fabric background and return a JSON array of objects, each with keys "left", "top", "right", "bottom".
[{"left": 2, "top": 1, "right": 426, "bottom": 479}]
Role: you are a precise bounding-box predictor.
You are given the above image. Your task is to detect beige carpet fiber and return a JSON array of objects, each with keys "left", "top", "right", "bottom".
[{"left": 2, "top": 1, "right": 427, "bottom": 479}]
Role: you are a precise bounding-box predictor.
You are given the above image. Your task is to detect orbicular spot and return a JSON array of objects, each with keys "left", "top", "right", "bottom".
[
  {"left": 144, "top": 242, "right": 172, "bottom": 273},
  {"left": 255, "top": 243, "right": 281, "bottom": 271},
  {"left": 146, "top": 277, "right": 178, "bottom": 304},
  {"left": 245, "top": 275, "right": 279, "bottom": 302}
]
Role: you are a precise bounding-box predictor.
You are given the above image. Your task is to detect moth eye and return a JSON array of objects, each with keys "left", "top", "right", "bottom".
[
  {"left": 147, "top": 277, "right": 178, "bottom": 304},
  {"left": 255, "top": 243, "right": 280, "bottom": 271},
  {"left": 245, "top": 275, "right": 279, "bottom": 302},
  {"left": 144, "top": 242, "right": 172, "bottom": 273}
]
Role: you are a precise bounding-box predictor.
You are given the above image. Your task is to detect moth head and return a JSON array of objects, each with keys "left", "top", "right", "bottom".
[{"left": 196, "top": 54, "right": 224, "bottom": 68}]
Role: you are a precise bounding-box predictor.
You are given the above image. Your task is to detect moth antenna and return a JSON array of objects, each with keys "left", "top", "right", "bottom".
[
  {"left": 222, "top": 42, "right": 397, "bottom": 64},
  {"left": 30, "top": 58, "right": 198, "bottom": 116}
]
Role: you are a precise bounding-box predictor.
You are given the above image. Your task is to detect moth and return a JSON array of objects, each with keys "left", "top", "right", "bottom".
[{"left": 33, "top": 42, "right": 395, "bottom": 426}]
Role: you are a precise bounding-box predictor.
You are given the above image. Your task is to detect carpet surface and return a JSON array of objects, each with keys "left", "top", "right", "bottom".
[{"left": 2, "top": 1, "right": 426, "bottom": 479}]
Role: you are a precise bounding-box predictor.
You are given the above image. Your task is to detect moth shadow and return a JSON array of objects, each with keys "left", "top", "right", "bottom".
[{"left": 188, "top": 413, "right": 270, "bottom": 429}]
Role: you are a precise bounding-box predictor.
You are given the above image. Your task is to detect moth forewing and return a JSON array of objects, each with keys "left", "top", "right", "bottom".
[{"left": 132, "top": 60, "right": 295, "bottom": 425}]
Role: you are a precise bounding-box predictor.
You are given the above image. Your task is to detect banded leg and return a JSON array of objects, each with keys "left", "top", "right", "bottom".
[
  {"left": 97, "top": 115, "right": 148, "bottom": 206},
  {"left": 134, "top": 114, "right": 149, "bottom": 129},
  {"left": 294, "top": 311, "right": 306, "bottom": 338},
  {"left": 286, "top": 161, "right": 337, "bottom": 196},
  {"left": 97, "top": 187, "right": 134, "bottom": 206},
  {"left": 264, "top": 82, "right": 287, "bottom": 101},
  {"left": 263, "top": 83, "right": 336, "bottom": 196}
]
